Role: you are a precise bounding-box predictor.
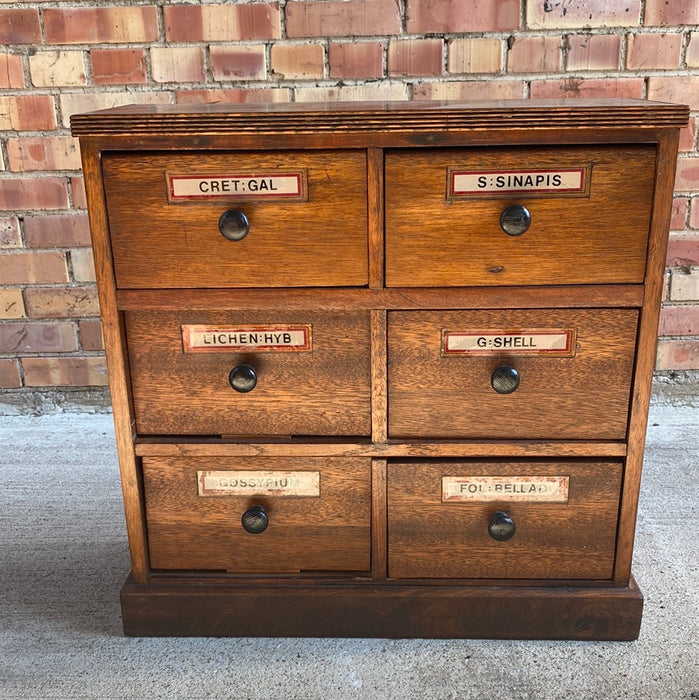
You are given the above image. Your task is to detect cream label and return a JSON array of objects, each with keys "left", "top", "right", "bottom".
[
  {"left": 167, "top": 171, "right": 307, "bottom": 202},
  {"left": 198, "top": 470, "right": 320, "bottom": 497},
  {"left": 442, "top": 476, "right": 570, "bottom": 503},
  {"left": 447, "top": 167, "right": 589, "bottom": 199},
  {"left": 442, "top": 329, "right": 576, "bottom": 357},
  {"left": 182, "top": 324, "right": 312, "bottom": 353}
]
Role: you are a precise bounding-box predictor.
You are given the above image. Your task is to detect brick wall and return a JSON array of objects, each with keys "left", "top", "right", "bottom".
[{"left": 2, "top": 0, "right": 699, "bottom": 405}]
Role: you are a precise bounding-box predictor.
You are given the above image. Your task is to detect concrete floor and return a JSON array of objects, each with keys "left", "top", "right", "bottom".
[{"left": 0, "top": 397, "right": 697, "bottom": 699}]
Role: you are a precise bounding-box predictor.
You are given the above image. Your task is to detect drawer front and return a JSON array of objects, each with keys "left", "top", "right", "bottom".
[
  {"left": 388, "top": 460, "right": 622, "bottom": 580},
  {"left": 388, "top": 308, "right": 638, "bottom": 440},
  {"left": 385, "top": 145, "right": 656, "bottom": 287},
  {"left": 102, "top": 150, "right": 368, "bottom": 288},
  {"left": 126, "top": 310, "right": 372, "bottom": 436},
  {"left": 143, "top": 456, "right": 371, "bottom": 573}
]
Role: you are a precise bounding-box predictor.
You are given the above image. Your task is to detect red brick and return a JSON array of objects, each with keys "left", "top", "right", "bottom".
[
  {"left": 0, "top": 8, "right": 41, "bottom": 44},
  {"left": 79, "top": 320, "right": 103, "bottom": 352},
  {"left": 29, "top": 50, "right": 86, "bottom": 87},
  {"left": 413, "top": 80, "right": 526, "bottom": 101},
  {"left": 43, "top": 7, "right": 159, "bottom": 44},
  {"left": 648, "top": 76, "right": 699, "bottom": 111},
  {"left": 0, "top": 321, "right": 77, "bottom": 354},
  {"left": 0, "top": 53, "right": 25, "bottom": 88},
  {"left": 406, "top": 0, "right": 519, "bottom": 33},
  {"left": 176, "top": 88, "right": 290, "bottom": 105},
  {"left": 329, "top": 42, "right": 383, "bottom": 79},
  {"left": 688, "top": 33, "right": 699, "bottom": 68},
  {"left": 528, "top": 0, "right": 641, "bottom": 29},
  {"left": 270, "top": 43, "right": 324, "bottom": 79},
  {"left": 22, "top": 356, "right": 108, "bottom": 387},
  {"left": 0, "top": 251, "right": 68, "bottom": 284},
  {"left": 670, "top": 267, "right": 699, "bottom": 301},
  {"left": 295, "top": 83, "right": 408, "bottom": 102},
  {"left": 164, "top": 4, "right": 281, "bottom": 42},
  {"left": 1, "top": 217, "right": 21, "bottom": 248},
  {"left": 0, "top": 95, "right": 57, "bottom": 131},
  {"left": 627, "top": 32, "right": 682, "bottom": 70},
  {"left": 287, "top": 0, "right": 400, "bottom": 38},
  {"left": 530, "top": 77, "right": 644, "bottom": 100},
  {"left": 388, "top": 39, "right": 443, "bottom": 78},
  {"left": 24, "top": 286, "right": 100, "bottom": 319},
  {"left": 211, "top": 45, "right": 266, "bottom": 81},
  {"left": 448, "top": 38, "right": 502, "bottom": 74},
  {"left": 674, "top": 157, "right": 699, "bottom": 193},
  {"left": 656, "top": 339, "right": 699, "bottom": 370},
  {"left": 667, "top": 235, "right": 699, "bottom": 266},
  {"left": 0, "top": 359, "right": 21, "bottom": 388},
  {"left": 7, "top": 137, "right": 81, "bottom": 173},
  {"left": 566, "top": 34, "right": 620, "bottom": 71},
  {"left": 691, "top": 201, "right": 699, "bottom": 230},
  {"left": 59, "top": 92, "right": 171, "bottom": 128},
  {"left": 658, "top": 305, "right": 699, "bottom": 336},
  {"left": 71, "top": 178, "right": 87, "bottom": 210},
  {"left": 508, "top": 36, "right": 562, "bottom": 73},
  {"left": 91, "top": 49, "right": 147, "bottom": 85},
  {"left": 70, "top": 248, "right": 96, "bottom": 283},
  {"left": 24, "top": 213, "right": 91, "bottom": 248},
  {"left": 644, "top": 0, "right": 699, "bottom": 26},
  {"left": 670, "top": 198, "right": 689, "bottom": 231},
  {"left": 0, "top": 288, "right": 25, "bottom": 319},
  {"left": 0, "top": 178, "right": 70, "bottom": 211},
  {"left": 679, "top": 119, "right": 697, "bottom": 153},
  {"left": 151, "top": 47, "right": 206, "bottom": 84}
]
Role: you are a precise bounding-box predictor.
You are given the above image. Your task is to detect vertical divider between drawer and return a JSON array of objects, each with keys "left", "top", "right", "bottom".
[
  {"left": 371, "top": 459, "right": 388, "bottom": 579},
  {"left": 367, "top": 147, "right": 385, "bottom": 289}
]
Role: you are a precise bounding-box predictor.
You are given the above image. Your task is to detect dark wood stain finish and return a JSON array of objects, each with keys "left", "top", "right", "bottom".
[{"left": 72, "top": 99, "right": 687, "bottom": 640}]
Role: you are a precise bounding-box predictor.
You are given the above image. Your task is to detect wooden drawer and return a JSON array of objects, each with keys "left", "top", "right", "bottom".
[
  {"left": 388, "top": 460, "right": 622, "bottom": 580},
  {"left": 388, "top": 308, "right": 638, "bottom": 440},
  {"left": 102, "top": 150, "right": 368, "bottom": 288},
  {"left": 385, "top": 145, "right": 656, "bottom": 287},
  {"left": 143, "top": 456, "right": 371, "bottom": 573},
  {"left": 126, "top": 310, "right": 372, "bottom": 436}
]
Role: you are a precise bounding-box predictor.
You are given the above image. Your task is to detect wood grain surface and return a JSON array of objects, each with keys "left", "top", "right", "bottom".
[
  {"left": 387, "top": 460, "right": 622, "bottom": 580},
  {"left": 126, "top": 309, "right": 372, "bottom": 436},
  {"left": 385, "top": 145, "right": 656, "bottom": 287},
  {"left": 388, "top": 308, "right": 638, "bottom": 440},
  {"left": 102, "top": 150, "right": 368, "bottom": 288},
  {"left": 143, "top": 456, "right": 371, "bottom": 573}
]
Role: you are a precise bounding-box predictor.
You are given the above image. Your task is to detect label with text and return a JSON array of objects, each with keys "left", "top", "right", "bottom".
[
  {"left": 442, "top": 476, "right": 570, "bottom": 503},
  {"left": 198, "top": 470, "right": 320, "bottom": 497},
  {"left": 182, "top": 324, "right": 312, "bottom": 353},
  {"left": 167, "top": 170, "right": 307, "bottom": 202},
  {"left": 442, "top": 329, "right": 576, "bottom": 357},
  {"left": 447, "top": 167, "right": 589, "bottom": 199}
]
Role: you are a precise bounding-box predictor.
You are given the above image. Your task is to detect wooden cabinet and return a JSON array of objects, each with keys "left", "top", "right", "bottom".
[{"left": 72, "top": 99, "right": 688, "bottom": 640}]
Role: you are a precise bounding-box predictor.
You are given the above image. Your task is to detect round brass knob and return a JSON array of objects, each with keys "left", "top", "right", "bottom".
[
  {"left": 491, "top": 365, "right": 520, "bottom": 394},
  {"left": 218, "top": 209, "right": 250, "bottom": 241},
  {"left": 229, "top": 364, "right": 257, "bottom": 393},
  {"left": 488, "top": 511, "right": 516, "bottom": 541},
  {"left": 241, "top": 505, "right": 268, "bottom": 534},
  {"left": 500, "top": 204, "right": 531, "bottom": 236}
]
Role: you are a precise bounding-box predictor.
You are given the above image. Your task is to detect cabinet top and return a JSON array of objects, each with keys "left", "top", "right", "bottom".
[{"left": 71, "top": 98, "right": 688, "bottom": 137}]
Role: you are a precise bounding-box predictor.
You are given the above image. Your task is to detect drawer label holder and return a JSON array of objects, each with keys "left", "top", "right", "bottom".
[
  {"left": 447, "top": 166, "right": 590, "bottom": 199},
  {"left": 167, "top": 170, "right": 308, "bottom": 202},
  {"left": 182, "top": 324, "right": 312, "bottom": 353},
  {"left": 442, "top": 329, "right": 576, "bottom": 357},
  {"left": 442, "top": 476, "right": 570, "bottom": 503},
  {"left": 198, "top": 470, "right": 320, "bottom": 497}
]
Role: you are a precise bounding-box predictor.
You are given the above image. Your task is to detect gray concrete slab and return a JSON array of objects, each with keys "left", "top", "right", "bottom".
[{"left": 0, "top": 398, "right": 697, "bottom": 699}]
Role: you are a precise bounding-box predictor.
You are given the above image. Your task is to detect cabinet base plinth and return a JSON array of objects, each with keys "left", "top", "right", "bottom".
[{"left": 120, "top": 575, "right": 643, "bottom": 640}]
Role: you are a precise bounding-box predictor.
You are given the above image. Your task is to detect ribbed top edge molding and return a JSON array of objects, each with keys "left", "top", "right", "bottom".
[{"left": 71, "top": 99, "right": 689, "bottom": 136}]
